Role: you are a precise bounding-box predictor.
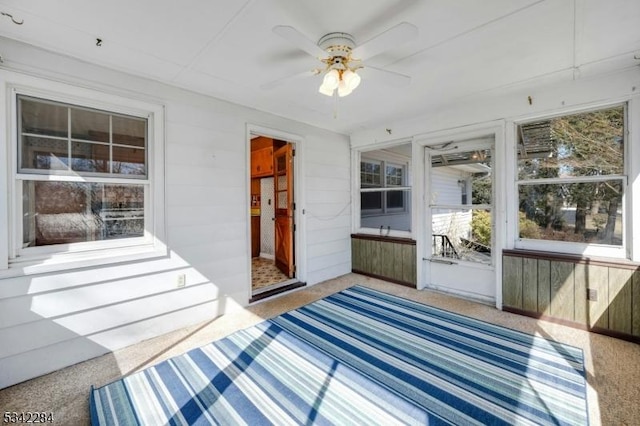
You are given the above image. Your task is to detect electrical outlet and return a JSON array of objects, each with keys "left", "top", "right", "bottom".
[
  {"left": 177, "top": 273, "right": 186, "bottom": 288},
  {"left": 587, "top": 288, "right": 597, "bottom": 301}
]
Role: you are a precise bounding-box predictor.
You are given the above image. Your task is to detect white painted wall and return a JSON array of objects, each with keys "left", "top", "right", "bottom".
[
  {"left": 0, "top": 38, "right": 351, "bottom": 388},
  {"left": 431, "top": 167, "right": 472, "bottom": 240},
  {"left": 351, "top": 69, "right": 640, "bottom": 150}
]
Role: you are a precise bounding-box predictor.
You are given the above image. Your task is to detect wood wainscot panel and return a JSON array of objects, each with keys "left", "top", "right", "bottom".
[
  {"left": 503, "top": 249, "right": 640, "bottom": 343},
  {"left": 370, "top": 239, "right": 381, "bottom": 276},
  {"left": 549, "top": 261, "right": 575, "bottom": 322},
  {"left": 537, "top": 260, "right": 551, "bottom": 316},
  {"left": 502, "top": 256, "right": 523, "bottom": 309},
  {"left": 608, "top": 268, "right": 634, "bottom": 335},
  {"left": 380, "top": 241, "right": 395, "bottom": 279},
  {"left": 351, "top": 234, "right": 416, "bottom": 287},
  {"left": 587, "top": 265, "right": 609, "bottom": 329},
  {"left": 522, "top": 257, "right": 538, "bottom": 312},
  {"left": 573, "top": 263, "right": 588, "bottom": 325}
]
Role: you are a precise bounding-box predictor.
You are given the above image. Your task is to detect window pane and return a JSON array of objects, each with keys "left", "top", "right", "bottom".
[
  {"left": 386, "top": 189, "right": 404, "bottom": 209},
  {"left": 360, "top": 161, "right": 381, "bottom": 187},
  {"left": 518, "top": 107, "right": 624, "bottom": 180},
  {"left": 360, "top": 143, "right": 412, "bottom": 232},
  {"left": 20, "top": 97, "right": 68, "bottom": 138},
  {"left": 112, "top": 146, "right": 146, "bottom": 176},
  {"left": 471, "top": 172, "right": 492, "bottom": 204},
  {"left": 71, "top": 108, "right": 110, "bottom": 142},
  {"left": 71, "top": 142, "right": 109, "bottom": 173},
  {"left": 21, "top": 136, "right": 69, "bottom": 171},
  {"left": 518, "top": 181, "right": 622, "bottom": 245},
  {"left": 386, "top": 165, "right": 403, "bottom": 186},
  {"left": 23, "top": 181, "right": 144, "bottom": 247},
  {"left": 18, "top": 96, "right": 147, "bottom": 178},
  {"left": 361, "top": 191, "right": 382, "bottom": 211},
  {"left": 361, "top": 189, "right": 411, "bottom": 232},
  {"left": 432, "top": 207, "right": 491, "bottom": 264},
  {"left": 431, "top": 148, "right": 492, "bottom": 206},
  {"left": 113, "top": 115, "right": 146, "bottom": 147}
]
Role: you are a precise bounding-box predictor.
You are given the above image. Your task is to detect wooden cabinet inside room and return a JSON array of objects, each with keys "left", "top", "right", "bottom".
[{"left": 250, "top": 137, "right": 274, "bottom": 178}]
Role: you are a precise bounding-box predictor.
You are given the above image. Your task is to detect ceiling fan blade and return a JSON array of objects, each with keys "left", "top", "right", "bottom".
[
  {"left": 361, "top": 66, "right": 411, "bottom": 87},
  {"left": 272, "top": 25, "right": 327, "bottom": 59},
  {"left": 260, "top": 69, "right": 318, "bottom": 90},
  {"left": 352, "top": 22, "right": 418, "bottom": 61}
]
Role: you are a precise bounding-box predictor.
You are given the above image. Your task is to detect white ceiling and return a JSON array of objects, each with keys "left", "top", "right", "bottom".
[{"left": 0, "top": 0, "right": 639, "bottom": 135}]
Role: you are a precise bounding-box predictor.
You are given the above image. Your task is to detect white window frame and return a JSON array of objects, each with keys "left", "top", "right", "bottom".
[
  {"left": 513, "top": 102, "right": 628, "bottom": 259},
  {"left": 1, "top": 73, "right": 166, "bottom": 276},
  {"left": 355, "top": 142, "right": 412, "bottom": 238},
  {"left": 360, "top": 159, "right": 408, "bottom": 215}
]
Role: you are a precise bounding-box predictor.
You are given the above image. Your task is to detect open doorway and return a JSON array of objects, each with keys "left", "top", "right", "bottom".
[
  {"left": 249, "top": 135, "right": 301, "bottom": 301},
  {"left": 424, "top": 136, "right": 496, "bottom": 303}
]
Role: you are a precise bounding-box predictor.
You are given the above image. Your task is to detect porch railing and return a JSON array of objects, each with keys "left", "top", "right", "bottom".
[{"left": 432, "top": 234, "right": 459, "bottom": 259}]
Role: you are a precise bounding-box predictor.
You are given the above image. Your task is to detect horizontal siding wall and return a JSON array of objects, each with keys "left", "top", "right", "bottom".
[
  {"left": 304, "top": 141, "right": 352, "bottom": 285},
  {"left": 0, "top": 38, "right": 350, "bottom": 388}
]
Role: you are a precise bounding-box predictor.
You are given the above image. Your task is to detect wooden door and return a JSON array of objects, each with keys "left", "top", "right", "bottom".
[{"left": 274, "top": 143, "right": 294, "bottom": 278}]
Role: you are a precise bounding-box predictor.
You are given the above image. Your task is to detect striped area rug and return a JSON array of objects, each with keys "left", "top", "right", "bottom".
[{"left": 90, "top": 286, "right": 588, "bottom": 425}]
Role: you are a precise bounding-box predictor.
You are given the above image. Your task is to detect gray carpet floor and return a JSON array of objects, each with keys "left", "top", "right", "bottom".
[{"left": 1, "top": 273, "right": 638, "bottom": 425}]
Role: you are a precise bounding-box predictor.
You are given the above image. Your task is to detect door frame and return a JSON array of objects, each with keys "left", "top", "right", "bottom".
[
  {"left": 413, "top": 121, "right": 506, "bottom": 309},
  {"left": 246, "top": 124, "right": 306, "bottom": 302}
]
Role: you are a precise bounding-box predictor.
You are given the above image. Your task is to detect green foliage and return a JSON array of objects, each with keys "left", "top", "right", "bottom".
[
  {"left": 472, "top": 175, "right": 492, "bottom": 205},
  {"left": 471, "top": 210, "right": 491, "bottom": 246},
  {"left": 471, "top": 210, "right": 541, "bottom": 245},
  {"left": 518, "top": 212, "right": 541, "bottom": 239}
]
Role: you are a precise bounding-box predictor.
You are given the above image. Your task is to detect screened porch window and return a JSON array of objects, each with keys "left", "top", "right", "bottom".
[
  {"left": 18, "top": 95, "right": 148, "bottom": 249},
  {"left": 516, "top": 105, "right": 625, "bottom": 253},
  {"left": 360, "top": 161, "right": 407, "bottom": 214},
  {"left": 359, "top": 143, "right": 412, "bottom": 234}
]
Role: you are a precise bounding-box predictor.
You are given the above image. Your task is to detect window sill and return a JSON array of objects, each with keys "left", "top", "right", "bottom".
[
  {"left": 503, "top": 248, "right": 639, "bottom": 269},
  {"left": 515, "top": 239, "right": 626, "bottom": 261},
  {"left": 351, "top": 233, "right": 416, "bottom": 245},
  {"left": 1, "top": 243, "right": 168, "bottom": 279},
  {"left": 361, "top": 211, "right": 408, "bottom": 217}
]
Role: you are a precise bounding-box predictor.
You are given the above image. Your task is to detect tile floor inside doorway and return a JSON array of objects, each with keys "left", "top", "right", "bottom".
[{"left": 251, "top": 257, "right": 289, "bottom": 291}]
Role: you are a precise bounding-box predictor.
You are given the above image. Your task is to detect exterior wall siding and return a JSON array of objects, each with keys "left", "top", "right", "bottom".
[{"left": 0, "top": 38, "right": 350, "bottom": 388}]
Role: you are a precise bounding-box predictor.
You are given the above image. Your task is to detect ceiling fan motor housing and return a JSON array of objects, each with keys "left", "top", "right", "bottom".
[{"left": 318, "top": 32, "right": 356, "bottom": 60}]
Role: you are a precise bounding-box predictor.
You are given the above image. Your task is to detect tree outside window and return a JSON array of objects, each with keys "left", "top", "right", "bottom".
[{"left": 516, "top": 106, "right": 625, "bottom": 246}]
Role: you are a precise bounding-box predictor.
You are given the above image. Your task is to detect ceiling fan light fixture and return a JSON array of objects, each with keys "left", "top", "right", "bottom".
[
  {"left": 337, "top": 79, "right": 353, "bottom": 97},
  {"left": 322, "top": 69, "right": 340, "bottom": 91},
  {"left": 342, "top": 69, "right": 361, "bottom": 91},
  {"left": 318, "top": 83, "right": 335, "bottom": 97}
]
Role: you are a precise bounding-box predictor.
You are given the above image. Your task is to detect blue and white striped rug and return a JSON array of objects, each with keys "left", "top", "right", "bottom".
[{"left": 90, "top": 285, "right": 588, "bottom": 425}]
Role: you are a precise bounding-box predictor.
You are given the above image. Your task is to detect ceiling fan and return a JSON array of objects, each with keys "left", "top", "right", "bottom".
[{"left": 263, "top": 22, "right": 418, "bottom": 97}]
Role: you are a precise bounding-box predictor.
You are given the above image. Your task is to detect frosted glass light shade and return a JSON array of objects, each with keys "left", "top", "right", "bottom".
[
  {"left": 337, "top": 80, "right": 353, "bottom": 97},
  {"left": 322, "top": 69, "right": 340, "bottom": 90},
  {"left": 342, "top": 69, "right": 361, "bottom": 91},
  {"left": 318, "top": 84, "right": 334, "bottom": 96}
]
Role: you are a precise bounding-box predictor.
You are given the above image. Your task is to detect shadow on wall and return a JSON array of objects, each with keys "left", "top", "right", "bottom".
[
  {"left": 0, "top": 244, "right": 243, "bottom": 391},
  {"left": 502, "top": 253, "right": 640, "bottom": 424},
  {"left": 503, "top": 254, "right": 639, "bottom": 339},
  {"left": 0, "top": 241, "right": 243, "bottom": 423}
]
